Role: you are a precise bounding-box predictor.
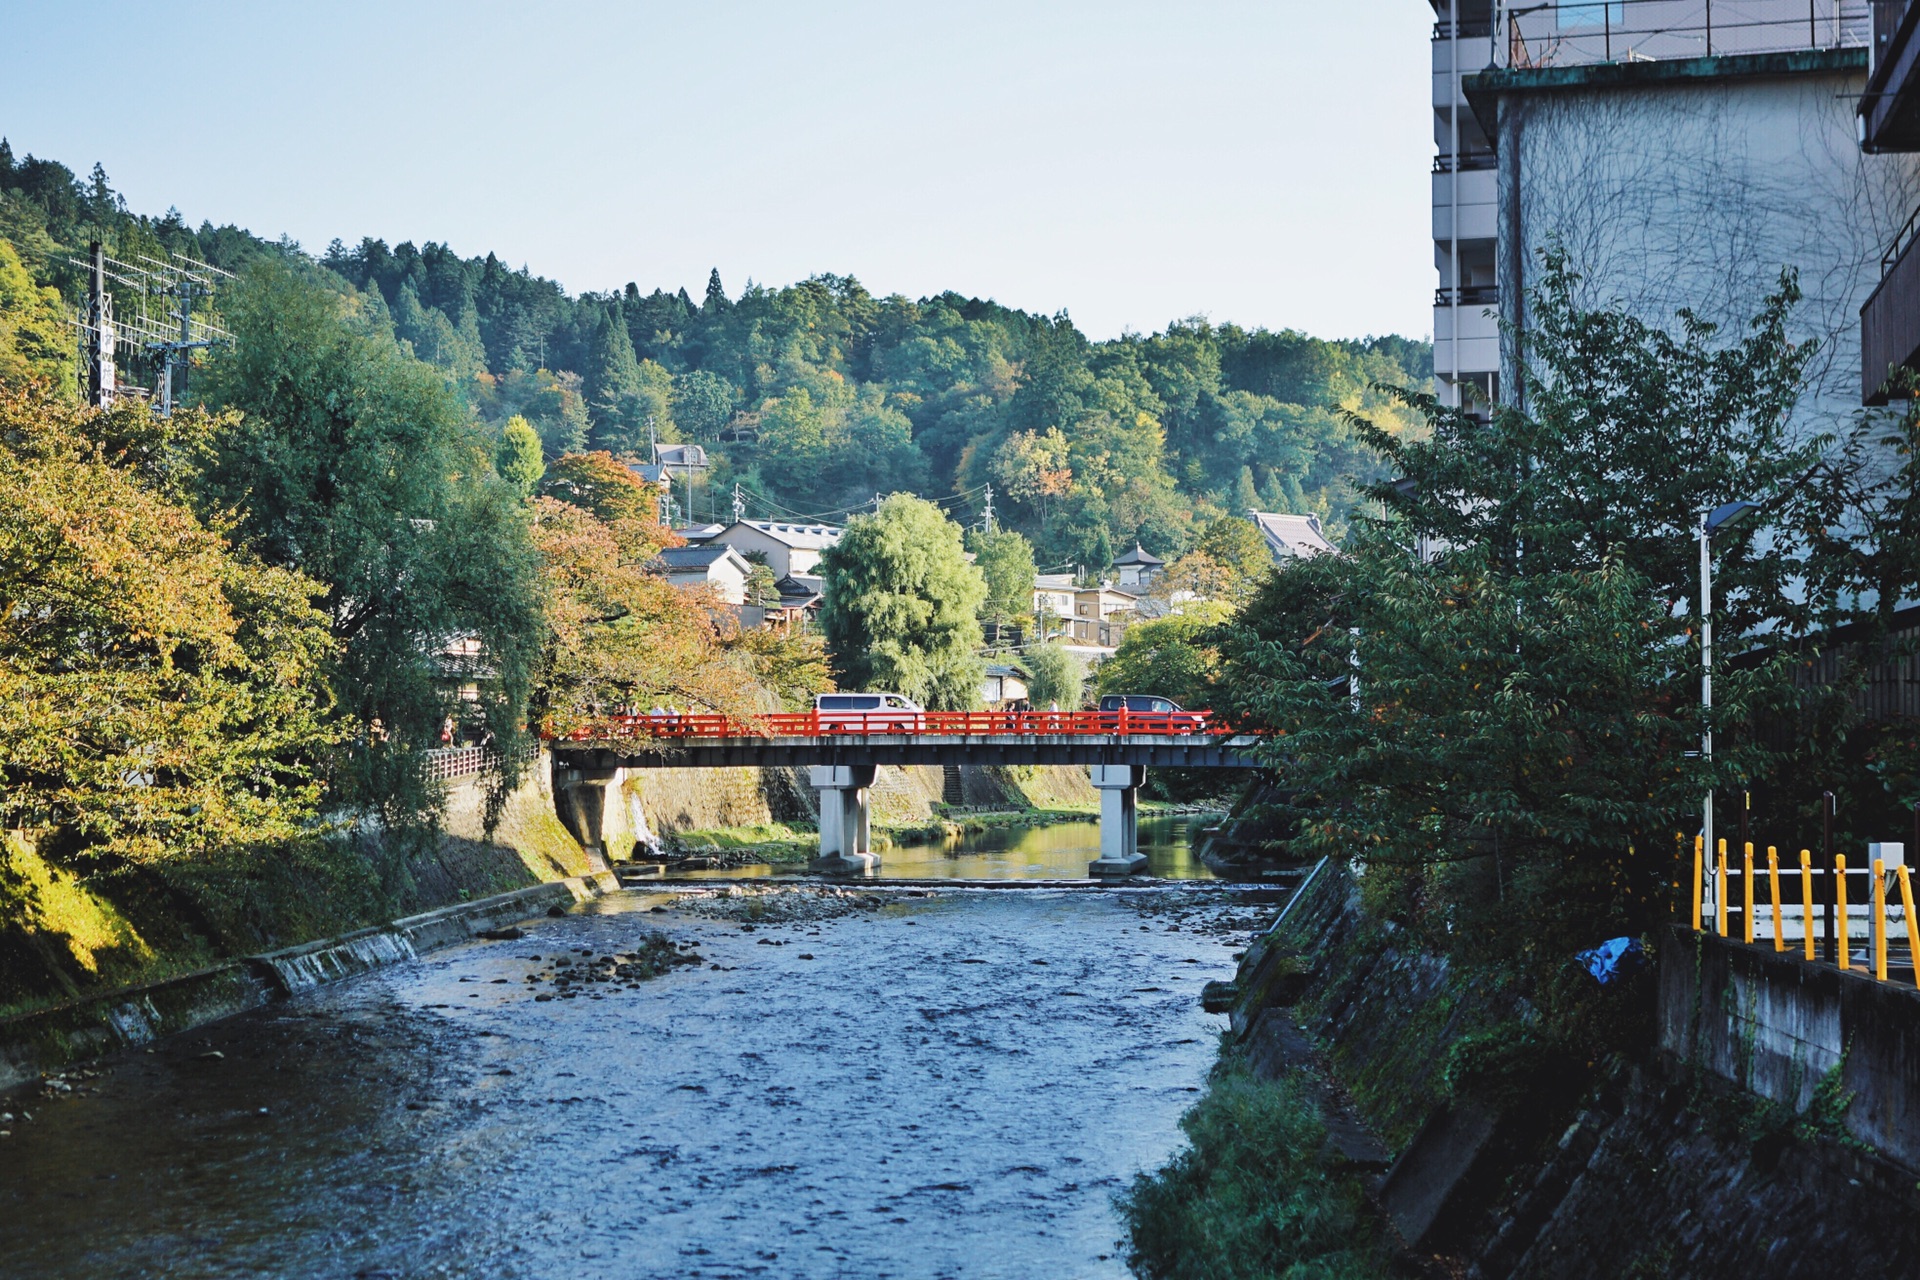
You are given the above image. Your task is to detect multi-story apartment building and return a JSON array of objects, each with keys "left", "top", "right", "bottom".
[
  {"left": 1430, "top": 1, "right": 1500, "bottom": 413},
  {"left": 1862, "top": 0, "right": 1920, "bottom": 399},
  {"left": 1434, "top": 1, "right": 1909, "bottom": 451}
]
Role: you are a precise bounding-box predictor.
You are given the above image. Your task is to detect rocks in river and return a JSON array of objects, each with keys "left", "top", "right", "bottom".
[
  {"left": 477, "top": 927, "right": 526, "bottom": 941},
  {"left": 518, "top": 931, "right": 702, "bottom": 995},
  {"left": 673, "top": 885, "right": 915, "bottom": 925}
]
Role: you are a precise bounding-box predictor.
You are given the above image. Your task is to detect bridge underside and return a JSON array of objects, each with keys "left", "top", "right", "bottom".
[
  {"left": 556, "top": 734, "right": 1262, "bottom": 772},
  {"left": 550, "top": 736, "right": 1263, "bottom": 879}
]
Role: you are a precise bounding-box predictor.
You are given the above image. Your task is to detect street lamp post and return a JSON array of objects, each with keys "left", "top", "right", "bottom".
[{"left": 1700, "top": 500, "right": 1761, "bottom": 924}]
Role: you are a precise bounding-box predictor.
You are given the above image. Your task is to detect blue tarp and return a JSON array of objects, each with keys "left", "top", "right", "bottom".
[{"left": 1577, "top": 936, "right": 1644, "bottom": 984}]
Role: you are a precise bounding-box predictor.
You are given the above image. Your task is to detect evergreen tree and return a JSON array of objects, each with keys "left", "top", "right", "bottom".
[
  {"left": 703, "top": 267, "right": 729, "bottom": 315},
  {"left": 497, "top": 417, "right": 545, "bottom": 496},
  {"left": 1232, "top": 465, "right": 1260, "bottom": 514}
]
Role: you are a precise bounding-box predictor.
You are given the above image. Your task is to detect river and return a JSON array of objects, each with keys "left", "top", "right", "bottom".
[{"left": 0, "top": 884, "right": 1278, "bottom": 1279}]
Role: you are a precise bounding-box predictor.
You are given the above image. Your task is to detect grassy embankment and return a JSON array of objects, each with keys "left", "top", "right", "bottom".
[
  {"left": 1, "top": 772, "right": 593, "bottom": 1019},
  {"left": 1118, "top": 1060, "right": 1388, "bottom": 1279}
]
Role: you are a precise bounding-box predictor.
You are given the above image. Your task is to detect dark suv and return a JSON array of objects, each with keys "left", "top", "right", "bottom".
[{"left": 1098, "top": 694, "right": 1205, "bottom": 730}]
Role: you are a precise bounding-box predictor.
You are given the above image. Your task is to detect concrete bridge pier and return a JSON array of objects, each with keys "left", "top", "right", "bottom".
[
  {"left": 810, "top": 764, "right": 880, "bottom": 876},
  {"left": 553, "top": 760, "right": 621, "bottom": 873},
  {"left": 1089, "top": 765, "right": 1147, "bottom": 877}
]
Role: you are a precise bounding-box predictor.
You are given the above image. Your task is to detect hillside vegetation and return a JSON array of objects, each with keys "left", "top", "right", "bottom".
[{"left": 0, "top": 141, "right": 1429, "bottom": 566}]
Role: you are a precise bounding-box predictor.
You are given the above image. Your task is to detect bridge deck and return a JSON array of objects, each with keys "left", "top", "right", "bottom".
[
  {"left": 555, "top": 733, "right": 1263, "bottom": 770},
  {"left": 550, "top": 710, "right": 1263, "bottom": 770}
]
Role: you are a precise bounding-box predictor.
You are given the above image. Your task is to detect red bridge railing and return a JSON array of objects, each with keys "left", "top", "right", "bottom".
[{"left": 559, "top": 709, "right": 1234, "bottom": 742}]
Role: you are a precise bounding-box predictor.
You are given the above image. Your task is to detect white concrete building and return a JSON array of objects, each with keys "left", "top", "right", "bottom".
[
  {"left": 1431, "top": 0, "right": 1502, "bottom": 413},
  {"left": 707, "top": 520, "right": 844, "bottom": 580},
  {"left": 1447, "top": 2, "right": 1912, "bottom": 454}
]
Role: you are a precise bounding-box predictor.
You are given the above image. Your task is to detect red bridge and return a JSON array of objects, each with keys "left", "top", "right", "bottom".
[{"left": 547, "top": 709, "right": 1263, "bottom": 878}]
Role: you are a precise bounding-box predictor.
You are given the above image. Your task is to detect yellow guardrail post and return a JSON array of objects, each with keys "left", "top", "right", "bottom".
[
  {"left": 1874, "top": 858, "right": 1889, "bottom": 982},
  {"left": 1767, "top": 847, "right": 1783, "bottom": 952},
  {"left": 1692, "top": 833, "right": 1704, "bottom": 931},
  {"left": 1743, "top": 842, "right": 1755, "bottom": 944},
  {"left": 1898, "top": 865, "right": 1920, "bottom": 992},
  {"left": 1716, "top": 842, "right": 1729, "bottom": 937},
  {"left": 1836, "top": 855, "right": 1850, "bottom": 971},
  {"left": 1800, "top": 850, "right": 1815, "bottom": 961}
]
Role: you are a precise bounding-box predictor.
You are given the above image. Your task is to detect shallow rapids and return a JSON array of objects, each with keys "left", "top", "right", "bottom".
[{"left": 0, "top": 886, "right": 1274, "bottom": 1279}]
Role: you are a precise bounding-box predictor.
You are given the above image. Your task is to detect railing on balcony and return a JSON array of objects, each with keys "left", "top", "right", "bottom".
[
  {"left": 1500, "top": 0, "right": 1869, "bottom": 69},
  {"left": 1434, "top": 150, "right": 1500, "bottom": 172},
  {"left": 1436, "top": 284, "right": 1503, "bottom": 306}
]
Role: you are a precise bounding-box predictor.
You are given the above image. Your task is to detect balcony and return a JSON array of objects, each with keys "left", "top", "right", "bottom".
[
  {"left": 1500, "top": 0, "right": 1868, "bottom": 70},
  {"left": 1433, "top": 167, "right": 1498, "bottom": 240},
  {"left": 1862, "top": 1, "right": 1920, "bottom": 150},
  {"left": 1861, "top": 205, "right": 1920, "bottom": 402},
  {"left": 1435, "top": 289, "right": 1501, "bottom": 378}
]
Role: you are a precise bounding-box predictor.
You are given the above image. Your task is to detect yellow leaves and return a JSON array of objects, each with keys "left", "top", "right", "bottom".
[{"left": 0, "top": 381, "right": 337, "bottom": 862}]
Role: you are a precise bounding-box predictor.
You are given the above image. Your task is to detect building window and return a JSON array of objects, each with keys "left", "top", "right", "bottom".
[{"left": 1558, "top": 3, "right": 1623, "bottom": 27}]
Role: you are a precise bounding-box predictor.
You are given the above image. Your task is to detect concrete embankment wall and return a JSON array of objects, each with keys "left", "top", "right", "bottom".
[
  {"left": 0, "top": 872, "right": 622, "bottom": 1095},
  {"left": 1659, "top": 924, "right": 1920, "bottom": 1172},
  {"left": 1, "top": 750, "right": 591, "bottom": 1019},
  {"left": 1226, "top": 863, "right": 1920, "bottom": 1276}
]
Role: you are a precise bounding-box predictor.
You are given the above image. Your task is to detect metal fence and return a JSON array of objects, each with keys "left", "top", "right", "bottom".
[
  {"left": 1500, "top": 0, "right": 1869, "bottom": 69},
  {"left": 1693, "top": 834, "right": 1920, "bottom": 985}
]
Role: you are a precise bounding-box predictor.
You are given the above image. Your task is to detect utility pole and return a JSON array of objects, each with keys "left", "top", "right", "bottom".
[
  {"left": 84, "top": 242, "right": 115, "bottom": 408},
  {"left": 732, "top": 481, "right": 746, "bottom": 524},
  {"left": 982, "top": 483, "right": 995, "bottom": 532}
]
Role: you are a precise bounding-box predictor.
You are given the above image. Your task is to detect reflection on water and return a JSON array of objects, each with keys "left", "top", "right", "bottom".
[
  {"left": 673, "top": 814, "right": 1220, "bottom": 882},
  {"left": 881, "top": 813, "right": 1219, "bottom": 880},
  {"left": 0, "top": 889, "right": 1253, "bottom": 1280}
]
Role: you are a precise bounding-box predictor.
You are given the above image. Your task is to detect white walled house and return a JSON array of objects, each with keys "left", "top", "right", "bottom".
[
  {"left": 651, "top": 544, "right": 754, "bottom": 605},
  {"left": 708, "top": 520, "right": 844, "bottom": 580}
]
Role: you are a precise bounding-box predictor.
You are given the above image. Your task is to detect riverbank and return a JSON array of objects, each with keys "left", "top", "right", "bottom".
[
  {"left": 1129, "top": 860, "right": 1920, "bottom": 1278},
  {"left": 0, "top": 869, "right": 625, "bottom": 1094},
  {"left": 664, "top": 803, "right": 1228, "bottom": 870}
]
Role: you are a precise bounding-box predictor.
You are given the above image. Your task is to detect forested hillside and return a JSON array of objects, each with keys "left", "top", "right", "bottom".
[{"left": 0, "top": 142, "right": 1428, "bottom": 566}]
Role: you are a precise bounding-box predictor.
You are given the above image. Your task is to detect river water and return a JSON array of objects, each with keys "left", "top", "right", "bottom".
[
  {"left": 0, "top": 885, "right": 1276, "bottom": 1279},
  {"left": 684, "top": 813, "right": 1221, "bottom": 882}
]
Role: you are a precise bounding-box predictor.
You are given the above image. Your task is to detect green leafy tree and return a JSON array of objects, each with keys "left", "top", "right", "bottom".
[
  {"left": 968, "top": 526, "right": 1037, "bottom": 633},
  {"left": 674, "top": 369, "right": 737, "bottom": 440},
  {"left": 0, "top": 238, "right": 74, "bottom": 392},
  {"left": 1096, "top": 605, "right": 1230, "bottom": 710},
  {"left": 818, "top": 494, "right": 987, "bottom": 709},
  {"left": 1220, "top": 254, "right": 1865, "bottom": 971},
  {"left": 1022, "top": 642, "right": 1085, "bottom": 710},
  {"left": 197, "top": 262, "right": 544, "bottom": 858},
  {"left": 497, "top": 416, "right": 545, "bottom": 496}
]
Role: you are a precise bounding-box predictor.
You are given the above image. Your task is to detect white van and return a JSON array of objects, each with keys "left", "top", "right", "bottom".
[{"left": 815, "top": 692, "right": 924, "bottom": 732}]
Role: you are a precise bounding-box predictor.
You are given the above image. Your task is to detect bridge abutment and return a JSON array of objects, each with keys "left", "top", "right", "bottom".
[
  {"left": 1089, "top": 764, "right": 1146, "bottom": 877},
  {"left": 809, "top": 764, "right": 880, "bottom": 876},
  {"left": 553, "top": 761, "right": 621, "bottom": 873}
]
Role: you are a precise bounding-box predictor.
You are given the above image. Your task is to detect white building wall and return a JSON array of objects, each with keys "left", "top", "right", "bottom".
[{"left": 1496, "top": 66, "right": 1920, "bottom": 445}]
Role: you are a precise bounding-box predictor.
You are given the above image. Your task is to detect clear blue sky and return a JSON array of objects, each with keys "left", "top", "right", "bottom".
[{"left": 3, "top": 1, "right": 1433, "bottom": 342}]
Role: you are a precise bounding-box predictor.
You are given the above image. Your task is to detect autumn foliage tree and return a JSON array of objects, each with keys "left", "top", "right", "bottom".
[{"left": 0, "top": 384, "right": 337, "bottom": 865}]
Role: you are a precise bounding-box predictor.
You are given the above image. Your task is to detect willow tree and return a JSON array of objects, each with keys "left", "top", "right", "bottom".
[{"left": 819, "top": 494, "right": 986, "bottom": 709}]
